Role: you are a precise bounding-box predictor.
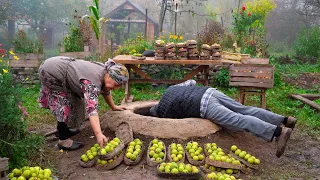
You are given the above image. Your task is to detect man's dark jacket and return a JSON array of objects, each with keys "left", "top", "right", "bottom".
[{"left": 156, "top": 86, "right": 209, "bottom": 118}]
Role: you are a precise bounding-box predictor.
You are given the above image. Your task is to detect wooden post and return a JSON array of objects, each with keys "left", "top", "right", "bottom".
[
  {"left": 174, "top": 12, "right": 177, "bottom": 35},
  {"left": 221, "top": 16, "right": 224, "bottom": 27},
  {"left": 128, "top": 17, "right": 131, "bottom": 34},
  {"left": 145, "top": 9, "right": 148, "bottom": 39}
]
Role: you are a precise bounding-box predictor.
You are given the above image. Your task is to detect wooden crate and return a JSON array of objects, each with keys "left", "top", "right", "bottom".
[
  {"left": 229, "top": 64, "right": 274, "bottom": 109},
  {"left": 229, "top": 64, "right": 274, "bottom": 88},
  {"left": 0, "top": 158, "right": 8, "bottom": 179}
]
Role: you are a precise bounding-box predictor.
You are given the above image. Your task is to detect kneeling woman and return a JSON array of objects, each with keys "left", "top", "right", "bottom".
[{"left": 38, "top": 56, "right": 129, "bottom": 151}]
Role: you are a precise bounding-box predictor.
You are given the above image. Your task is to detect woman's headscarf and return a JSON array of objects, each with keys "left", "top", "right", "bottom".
[{"left": 104, "top": 59, "right": 129, "bottom": 85}]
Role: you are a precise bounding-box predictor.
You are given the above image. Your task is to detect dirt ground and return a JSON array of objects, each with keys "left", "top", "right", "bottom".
[
  {"left": 283, "top": 72, "right": 320, "bottom": 90},
  {"left": 49, "top": 124, "right": 320, "bottom": 180}
]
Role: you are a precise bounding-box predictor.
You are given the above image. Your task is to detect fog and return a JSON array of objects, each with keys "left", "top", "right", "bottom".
[{"left": 1, "top": 0, "right": 319, "bottom": 50}]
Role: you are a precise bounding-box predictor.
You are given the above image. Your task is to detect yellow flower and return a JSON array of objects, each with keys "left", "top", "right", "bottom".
[
  {"left": 132, "top": 49, "right": 136, "bottom": 53},
  {"left": 9, "top": 51, "right": 15, "bottom": 55},
  {"left": 0, "top": 59, "right": 2, "bottom": 63},
  {"left": 174, "top": 35, "right": 178, "bottom": 40},
  {"left": 13, "top": 55, "right": 19, "bottom": 60},
  {"left": 2, "top": 69, "right": 9, "bottom": 74},
  {"left": 59, "top": 149, "right": 64, "bottom": 153},
  {"left": 138, "top": 64, "right": 141, "bottom": 68},
  {"left": 145, "top": 48, "right": 148, "bottom": 51},
  {"left": 179, "top": 36, "right": 183, "bottom": 40},
  {"left": 26, "top": 78, "right": 29, "bottom": 81},
  {"left": 170, "top": 35, "right": 173, "bottom": 39}
]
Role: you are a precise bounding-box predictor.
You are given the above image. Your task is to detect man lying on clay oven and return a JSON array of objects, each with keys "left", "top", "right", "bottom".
[{"left": 149, "top": 80, "right": 296, "bottom": 158}]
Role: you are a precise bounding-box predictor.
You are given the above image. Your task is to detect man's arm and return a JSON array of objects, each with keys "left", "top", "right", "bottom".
[{"left": 172, "top": 79, "right": 197, "bottom": 87}]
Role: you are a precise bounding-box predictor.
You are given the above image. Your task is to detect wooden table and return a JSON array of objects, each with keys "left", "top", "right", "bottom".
[{"left": 113, "top": 55, "right": 222, "bottom": 103}]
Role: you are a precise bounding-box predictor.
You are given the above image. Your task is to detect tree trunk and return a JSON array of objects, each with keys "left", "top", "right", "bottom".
[
  {"left": 159, "top": 0, "right": 167, "bottom": 32},
  {"left": 8, "top": 19, "right": 15, "bottom": 40}
]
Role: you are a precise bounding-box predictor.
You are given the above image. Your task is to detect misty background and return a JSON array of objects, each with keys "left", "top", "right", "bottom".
[{"left": 1, "top": 0, "right": 320, "bottom": 53}]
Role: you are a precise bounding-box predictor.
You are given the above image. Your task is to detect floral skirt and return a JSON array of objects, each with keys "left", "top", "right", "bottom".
[{"left": 38, "top": 86, "right": 71, "bottom": 123}]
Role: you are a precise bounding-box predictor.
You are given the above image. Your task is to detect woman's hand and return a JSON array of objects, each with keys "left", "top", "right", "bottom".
[
  {"left": 111, "top": 105, "right": 127, "bottom": 111},
  {"left": 96, "top": 133, "right": 108, "bottom": 148}
]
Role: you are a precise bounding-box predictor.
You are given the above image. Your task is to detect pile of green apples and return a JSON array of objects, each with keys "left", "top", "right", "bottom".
[
  {"left": 231, "top": 145, "right": 260, "bottom": 165},
  {"left": 169, "top": 143, "right": 184, "bottom": 162},
  {"left": 125, "top": 138, "right": 143, "bottom": 161},
  {"left": 99, "top": 137, "right": 121, "bottom": 155},
  {"left": 8, "top": 166, "right": 53, "bottom": 180},
  {"left": 158, "top": 162, "right": 199, "bottom": 174},
  {"left": 204, "top": 164, "right": 239, "bottom": 175},
  {"left": 148, "top": 139, "right": 165, "bottom": 163},
  {"left": 185, "top": 141, "right": 205, "bottom": 161},
  {"left": 97, "top": 151, "right": 122, "bottom": 166},
  {"left": 80, "top": 143, "right": 100, "bottom": 163},
  {"left": 206, "top": 143, "right": 241, "bottom": 165},
  {"left": 206, "top": 172, "right": 241, "bottom": 180}
]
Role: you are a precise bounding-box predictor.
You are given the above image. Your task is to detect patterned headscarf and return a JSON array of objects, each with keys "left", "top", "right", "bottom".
[{"left": 104, "top": 59, "right": 129, "bottom": 85}]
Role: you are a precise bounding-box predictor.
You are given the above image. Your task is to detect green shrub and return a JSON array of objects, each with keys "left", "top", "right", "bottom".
[
  {"left": 293, "top": 27, "right": 320, "bottom": 61},
  {"left": 0, "top": 51, "right": 44, "bottom": 169},
  {"left": 12, "top": 30, "right": 44, "bottom": 54},
  {"left": 116, "top": 33, "right": 154, "bottom": 55},
  {"left": 213, "top": 69, "right": 230, "bottom": 88},
  {"left": 64, "top": 25, "right": 84, "bottom": 52}
]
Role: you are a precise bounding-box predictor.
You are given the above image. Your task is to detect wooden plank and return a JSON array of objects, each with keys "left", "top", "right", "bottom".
[
  {"left": 230, "top": 77, "right": 273, "bottom": 84},
  {"left": 230, "top": 65, "right": 274, "bottom": 72},
  {"left": 113, "top": 55, "right": 222, "bottom": 65},
  {"left": 299, "top": 94, "right": 320, "bottom": 101},
  {"left": 290, "top": 95, "right": 320, "bottom": 111},
  {"left": 130, "top": 65, "right": 151, "bottom": 79},
  {"left": 230, "top": 81, "right": 273, "bottom": 88},
  {"left": 10, "top": 60, "right": 40, "bottom": 68},
  {"left": 129, "top": 79, "right": 207, "bottom": 84},
  {"left": 182, "top": 65, "right": 206, "bottom": 81},
  {"left": 229, "top": 71, "right": 273, "bottom": 78},
  {"left": 241, "top": 58, "right": 269, "bottom": 65},
  {"left": 221, "top": 59, "right": 242, "bottom": 64}
]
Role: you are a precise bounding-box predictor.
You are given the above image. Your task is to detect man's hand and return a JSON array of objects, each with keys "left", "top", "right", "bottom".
[
  {"left": 112, "top": 105, "right": 127, "bottom": 111},
  {"left": 96, "top": 133, "right": 108, "bottom": 148}
]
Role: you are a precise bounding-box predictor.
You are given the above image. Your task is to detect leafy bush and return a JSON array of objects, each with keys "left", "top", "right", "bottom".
[
  {"left": 293, "top": 27, "right": 320, "bottom": 62},
  {"left": 64, "top": 25, "right": 84, "bottom": 52},
  {"left": 12, "top": 30, "right": 44, "bottom": 54},
  {"left": 213, "top": 69, "right": 230, "bottom": 88},
  {"left": 0, "top": 48, "right": 44, "bottom": 169},
  {"left": 116, "top": 33, "right": 154, "bottom": 55},
  {"left": 197, "top": 21, "right": 224, "bottom": 45}
]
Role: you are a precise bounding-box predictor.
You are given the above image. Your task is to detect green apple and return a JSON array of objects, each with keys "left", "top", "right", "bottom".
[
  {"left": 152, "top": 139, "right": 159, "bottom": 144},
  {"left": 254, "top": 158, "right": 260, "bottom": 165},
  {"left": 231, "top": 145, "right": 237, "bottom": 152}
]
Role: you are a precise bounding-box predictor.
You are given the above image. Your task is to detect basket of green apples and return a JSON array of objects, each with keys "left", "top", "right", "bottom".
[
  {"left": 124, "top": 138, "right": 145, "bottom": 166},
  {"left": 79, "top": 143, "right": 99, "bottom": 168},
  {"left": 147, "top": 139, "right": 166, "bottom": 167}
]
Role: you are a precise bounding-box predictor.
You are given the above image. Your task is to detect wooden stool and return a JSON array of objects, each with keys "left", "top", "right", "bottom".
[
  {"left": 229, "top": 64, "right": 274, "bottom": 109},
  {"left": 239, "top": 87, "right": 267, "bottom": 109},
  {"left": 0, "top": 158, "right": 9, "bottom": 180}
]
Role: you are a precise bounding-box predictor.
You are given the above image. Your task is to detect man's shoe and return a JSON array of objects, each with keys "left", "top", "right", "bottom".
[
  {"left": 58, "top": 140, "right": 84, "bottom": 151},
  {"left": 285, "top": 117, "right": 296, "bottom": 129},
  {"left": 276, "top": 127, "right": 292, "bottom": 158}
]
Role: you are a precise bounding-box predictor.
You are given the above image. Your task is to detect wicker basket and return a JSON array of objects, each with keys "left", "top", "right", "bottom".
[
  {"left": 229, "top": 151, "right": 259, "bottom": 170},
  {"left": 200, "top": 166, "right": 241, "bottom": 179},
  {"left": 146, "top": 140, "right": 166, "bottom": 167},
  {"left": 185, "top": 150, "right": 205, "bottom": 166},
  {"left": 115, "top": 122, "right": 133, "bottom": 146},
  {"left": 156, "top": 165, "right": 202, "bottom": 179},
  {"left": 96, "top": 151, "right": 124, "bottom": 170},
  {"left": 167, "top": 145, "right": 185, "bottom": 163},
  {"left": 98, "top": 143, "right": 125, "bottom": 161},
  {"left": 123, "top": 141, "right": 145, "bottom": 166},
  {"left": 205, "top": 157, "right": 242, "bottom": 170},
  {"left": 79, "top": 156, "right": 98, "bottom": 168},
  {"left": 132, "top": 56, "right": 146, "bottom": 60}
]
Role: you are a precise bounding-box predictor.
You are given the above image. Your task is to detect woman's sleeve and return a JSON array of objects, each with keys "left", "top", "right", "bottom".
[
  {"left": 80, "top": 79, "right": 100, "bottom": 117},
  {"left": 172, "top": 79, "right": 197, "bottom": 87}
]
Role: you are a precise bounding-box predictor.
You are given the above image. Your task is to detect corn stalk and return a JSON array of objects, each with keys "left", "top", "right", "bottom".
[{"left": 81, "top": 0, "right": 108, "bottom": 56}]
